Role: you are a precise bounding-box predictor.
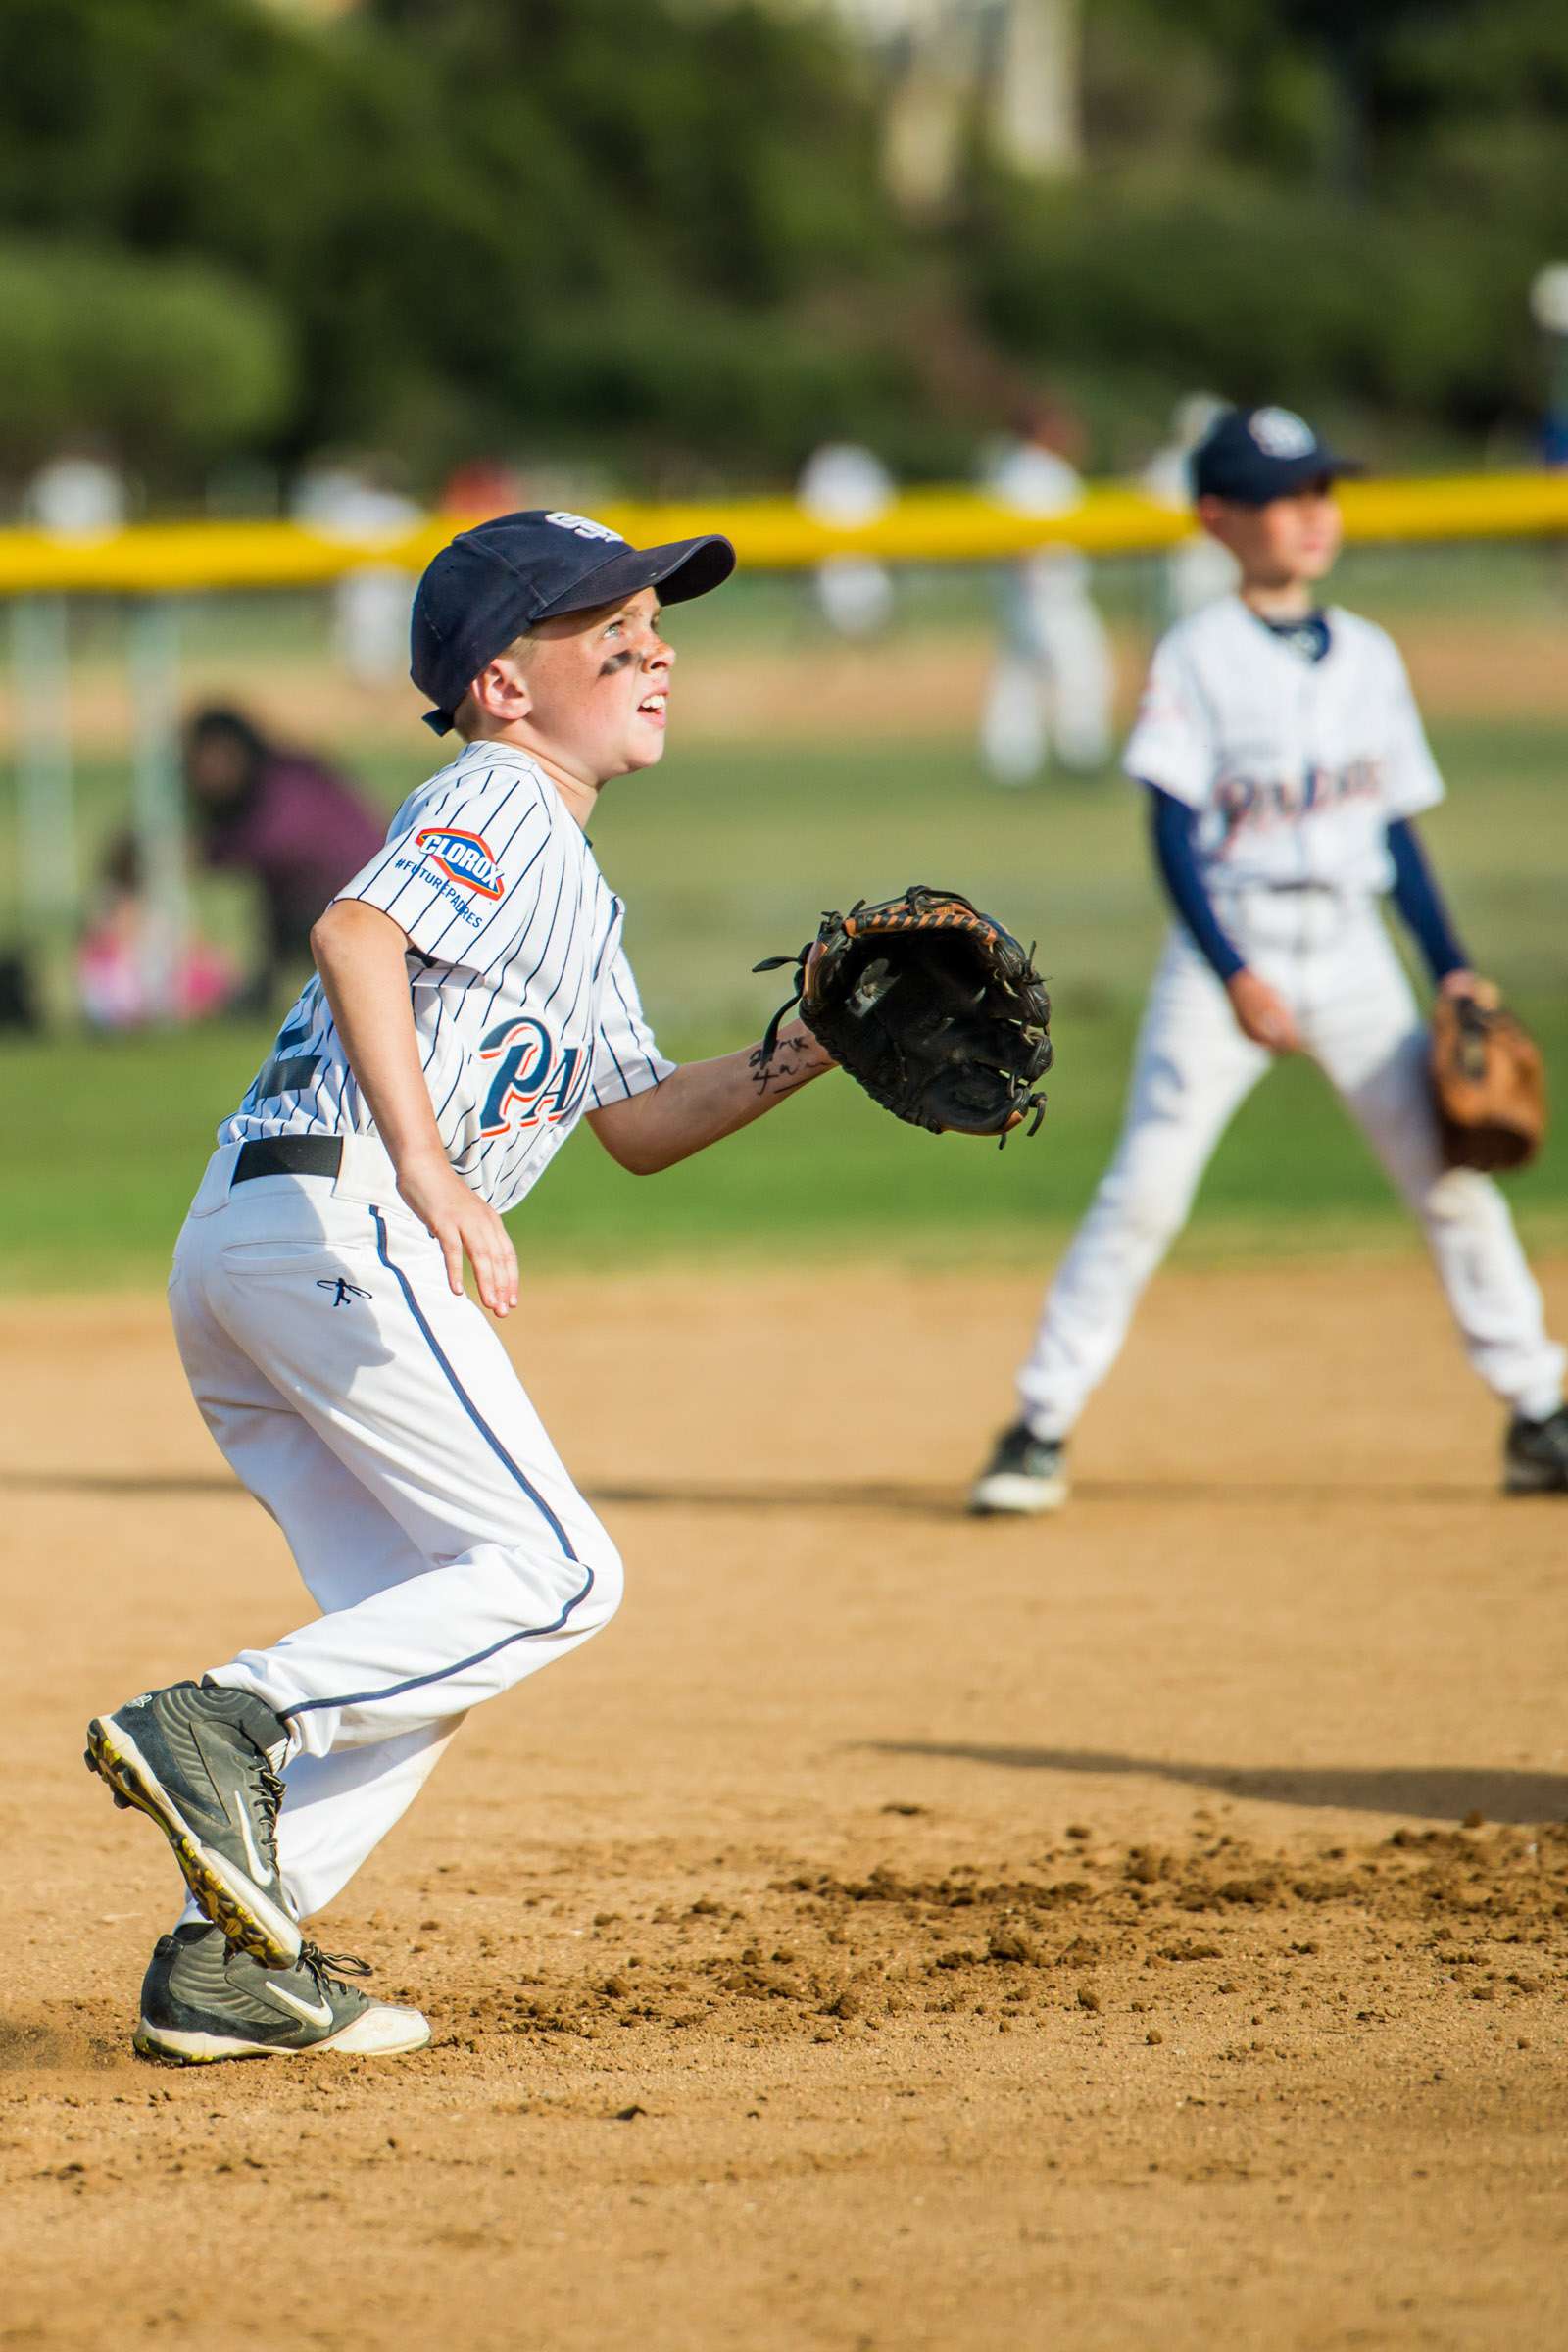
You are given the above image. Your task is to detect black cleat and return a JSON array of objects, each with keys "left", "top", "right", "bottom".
[
  {"left": 968, "top": 1421, "right": 1069, "bottom": 1516},
  {"left": 1503, "top": 1405, "right": 1568, "bottom": 1496},
  {"left": 135, "top": 1923, "right": 429, "bottom": 2065},
  {"left": 85, "top": 1681, "right": 301, "bottom": 1966}
]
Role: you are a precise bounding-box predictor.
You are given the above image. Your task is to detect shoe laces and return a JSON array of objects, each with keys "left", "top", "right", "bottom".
[
  {"left": 249, "top": 1751, "right": 286, "bottom": 1876},
  {"left": 297, "top": 1941, "right": 373, "bottom": 1990}
]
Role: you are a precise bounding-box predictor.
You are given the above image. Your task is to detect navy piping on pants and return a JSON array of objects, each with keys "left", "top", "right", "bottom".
[{"left": 280, "top": 1206, "right": 595, "bottom": 1719}]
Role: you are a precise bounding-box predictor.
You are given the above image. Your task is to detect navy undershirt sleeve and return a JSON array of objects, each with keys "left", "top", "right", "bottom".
[
  {"left": 1386, "top": 816, "right": 1468, "bottom": 982},
  {"left": 1145, "top": 785, "right": 1245, "bottom": 982}
]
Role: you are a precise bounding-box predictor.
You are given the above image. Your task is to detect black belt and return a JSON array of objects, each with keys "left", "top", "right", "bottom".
[{"left": 233, "top": 1135, "right": 344, "bottom": 1185}]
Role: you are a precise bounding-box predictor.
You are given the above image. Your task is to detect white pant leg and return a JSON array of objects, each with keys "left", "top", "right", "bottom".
[
  {"left": 269, "top": 1729, "right": 460, "bottom": 1921},
  {"left": 171, "top": 1265, "right": 469, "bottom": 1918},
  {"left": 172, "top": 1726, "right": 459, "bottom": 1928},
  {"left": 1016, "top": 934, "right": 1269, "bottom": 1436},
  {"left": 1034, "top": 582, "right": 1113, "bottom": 771},
  {"left": 1299, "top": 909, "right": 1565, "bottom": 1418},
  {"left": 980, "top": 649, "right": 1049, "bottom": 785},
  {"left": 172, "top": 1170, "right": 622, "bottom": 1760},
  {"left": 244, "top": 1439, "right": 465, "bottom": 1918},
  {"left": 815, "top": 555, "right": 894, "bottom": 638}
]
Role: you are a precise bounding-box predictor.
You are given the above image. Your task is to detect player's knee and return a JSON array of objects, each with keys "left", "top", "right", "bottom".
[
  {"left": 580, "top": 1539, "right": 624, "bottom": 1631},
  {"left": 501, "top": 1522, "right": 622, "bottom": 1640},
  {"left": 1100, "top": 1163, "right": 1190, "bottom": 1250},
  {"left": 1422, "top": 1165, "right": 1501, "bottom": 1230},
  {"left": 538, "top": 1528, "right": 622, "bottom": 1637}
]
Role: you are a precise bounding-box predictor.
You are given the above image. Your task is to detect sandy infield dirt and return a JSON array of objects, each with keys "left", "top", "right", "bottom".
[{"left": 3, "top": 1257, "right": 1566, "bottom": 2351}]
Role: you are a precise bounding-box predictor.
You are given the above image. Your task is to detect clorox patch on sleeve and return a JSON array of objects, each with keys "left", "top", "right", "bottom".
[{"left": 414, "top": 826, "right": 507, "bottom": 900}]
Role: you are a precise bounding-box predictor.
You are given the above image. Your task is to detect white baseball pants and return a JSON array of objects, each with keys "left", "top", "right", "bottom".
[
  {"left": 1017, "top": 893, "right": 1565, "bottom": 1438},
  {"left": 981, "top": 554, "right": 1114, "bottom": 782},
  {"left": 168, "top": 1140, "right": 623, "bottom": 1923}
]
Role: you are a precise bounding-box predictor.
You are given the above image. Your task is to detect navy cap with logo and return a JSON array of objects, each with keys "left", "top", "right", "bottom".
[
  {"left": 1189, "top": 406, "right": 1365, "bottom": 506},
  {"left": 410, "top": 508, "right": 737, "bottom": 735}
]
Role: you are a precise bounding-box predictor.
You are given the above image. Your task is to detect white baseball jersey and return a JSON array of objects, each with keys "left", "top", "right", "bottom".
[
  {"left": 1008, "top": 590, "right": 1564, "bottom": 1447},
  {"left": 1123, "top": 597, "right": 1445, "bottom": 893},
  {"left": 220, "top": 741, "right": 672, "bottom": 1213}
]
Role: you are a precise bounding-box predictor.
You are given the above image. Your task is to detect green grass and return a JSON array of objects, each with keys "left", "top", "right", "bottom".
[{"left": 2, "top": 713, "right": 1564, "bottom": 1291}]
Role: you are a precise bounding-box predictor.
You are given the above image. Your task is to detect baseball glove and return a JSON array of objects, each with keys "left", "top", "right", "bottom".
[
  {"left": 1430, "top": 987, "right": 1545, "bottom": 1173},
  {"left": 754, "top": 885, "right": 1053, "bottom": 1142}
]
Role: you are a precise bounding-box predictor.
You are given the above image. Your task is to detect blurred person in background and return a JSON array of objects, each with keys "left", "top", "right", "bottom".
[
  {"left": 292, "top": 460, "right": 421, "bottom": 689},
  {"left": 77, "top": 832, "right": 237, "bottom": 1030},
  {"left": 971, "top": 404, "right": 1568, "bottom": 1514},
  {"left": 441, "top": 456, "right": 530, "bottom": 517},
  {"left": 1141, "top": 392, "right": 1240, "bottom": 621},
  {"left": 797, "top": 441, "right": 897, "bottom": 638},
  {"left": 25, "top": 448, "right": 127, "bottom": 539},
  {"left": 979, "top": 398, "right": 1113, "bottom": 785},
  {"left": 1528, "top": 264, "right": 1568, "bottom": 469},
  {"left": 184, "top": 706, "right": 386, "bottom": 1013}
]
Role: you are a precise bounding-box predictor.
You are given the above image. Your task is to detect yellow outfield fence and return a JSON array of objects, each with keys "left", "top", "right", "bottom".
[
  {"left": 1, "top": 472, "right": 1567, "bottom": 594},
  {"left": 5, "top": 464, "right": 1566, "bottom": 1027}
]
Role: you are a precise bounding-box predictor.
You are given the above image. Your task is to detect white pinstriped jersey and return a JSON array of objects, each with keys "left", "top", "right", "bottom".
[
  {"left": 220, "top": 742, "right": 672, "bottom": 1215},
  {"left": 1123, "top": 598, "right": 1445, "bottom": 894}
]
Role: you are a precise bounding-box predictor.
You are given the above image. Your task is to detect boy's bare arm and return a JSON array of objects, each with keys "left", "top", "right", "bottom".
[
  {"left": 309, "top": 899, "right": 519, "bottom": 1316},
  {"left": 587, "top": 1022, "right": 833, "bottom": 1175}
]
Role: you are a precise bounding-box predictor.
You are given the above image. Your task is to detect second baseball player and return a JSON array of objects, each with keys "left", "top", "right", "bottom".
[{"left": 973, "top": 405, "right": 1568, "bottom": 1511}]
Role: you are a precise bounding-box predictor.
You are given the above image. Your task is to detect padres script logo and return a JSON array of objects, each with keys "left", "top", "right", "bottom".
[
  {"left": 416, "top": 826, "right": 505, "bottom": 900},
  {"left": 477, "top": 1016, "right": 592, "bottom": 1138}
]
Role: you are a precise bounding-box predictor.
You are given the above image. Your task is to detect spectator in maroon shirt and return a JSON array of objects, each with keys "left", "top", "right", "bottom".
[{"left": 184, "top": 707, "right": 388, "bottom": 1010}]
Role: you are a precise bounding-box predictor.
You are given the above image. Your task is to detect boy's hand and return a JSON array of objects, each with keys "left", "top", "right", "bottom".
[
  {"left": 1226, "top": 967, "right": 1300, "bottom": 1054},
  {"left": 396, "top": 1150, "right": 519, "bottom": 1317},
  {"left": 1439, "top": 968, "right": 1497, "bottom": 1008}
]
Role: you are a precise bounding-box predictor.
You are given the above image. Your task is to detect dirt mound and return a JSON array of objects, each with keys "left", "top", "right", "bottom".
[
  {"left": 421, "top": 1822, "right": 1568, "bottom": 2060},
  {"left": 4, "top": 1261, "right": 1567, "bottom": 2351}
]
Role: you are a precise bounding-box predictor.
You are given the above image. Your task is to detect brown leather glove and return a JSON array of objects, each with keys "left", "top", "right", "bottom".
[{"left": 1430, "top": 986, "right": 1546, "bottom": 1172}]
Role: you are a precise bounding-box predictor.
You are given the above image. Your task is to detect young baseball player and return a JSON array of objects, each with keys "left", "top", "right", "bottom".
[
  {"left": 971, "top": 406, "right": 1568, "bottom": 1514},
  {"left": 85, "top": 510, "right": 835, "bottom": 2062}
]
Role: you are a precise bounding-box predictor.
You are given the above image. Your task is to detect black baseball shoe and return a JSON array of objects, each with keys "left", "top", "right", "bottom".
[
  {"left": 85, "top": 1680, "right": 301, "bottom": 1967},
  {"left": 968, "top": 1421, "right": 1069, "bottom": 1515},
  {"left": 135, "top": 1923, "right": 430, "bottom": 2065},
  {"left": 1503, "top": 1405, "right": 1568, "bottom": 1495}
]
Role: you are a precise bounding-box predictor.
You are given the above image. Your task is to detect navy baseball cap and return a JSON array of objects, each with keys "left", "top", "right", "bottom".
[
  {"left": 1190, "top": 407, "right": 1364, "bottom": 506},
  {"left": 411, "top": 508, "right": 736, "bottom": 734}
]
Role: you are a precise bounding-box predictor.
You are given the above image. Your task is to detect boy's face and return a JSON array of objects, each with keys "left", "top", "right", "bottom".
[
  {"left": 503, "top": 588, "right": 673, "bottom": 784},
  {"left": 184, "top": 728, "right": 255, "bottom": 806},
  {"left": 1198, "top": 481, "right": 1342, "bottom": 587}
]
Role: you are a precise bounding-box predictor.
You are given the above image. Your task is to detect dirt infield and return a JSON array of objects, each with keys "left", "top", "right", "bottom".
[{"left": 4, "top": 1257, "right": 1567, "bottom": 2351}]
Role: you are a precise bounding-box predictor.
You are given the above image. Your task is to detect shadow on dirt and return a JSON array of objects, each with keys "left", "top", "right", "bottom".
[
  {"left": 589, "top": 1476, "right": 1485, "bottom": 1513},
  {"left": 0, "top": 1470, "right": 1496, "bottom": 1513},
  {"left": 0, "top": 1470, "right": 240, "bottom": 1497},
  {"left": 861, "top": 1741, "right": 1568, "bottom": 1826}
]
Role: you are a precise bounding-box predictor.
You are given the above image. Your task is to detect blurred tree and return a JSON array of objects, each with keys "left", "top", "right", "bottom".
[
  {"left": 0, "top": 0, "right": 908, "bottom": 482},
  {"left": 0, "top": 241, "right": 294, "bottom": 476},
  {"left": 0, "top": 0, "right": 1563, "bottom": 483}
]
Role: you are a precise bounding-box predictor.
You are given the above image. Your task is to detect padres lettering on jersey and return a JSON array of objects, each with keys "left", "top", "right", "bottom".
[
  {"left": 220, "top": 744, "right": 672, "bottom": 1215},
  {"left": 1123, "top": 597, "right": 1445, "bottom": 893}
]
